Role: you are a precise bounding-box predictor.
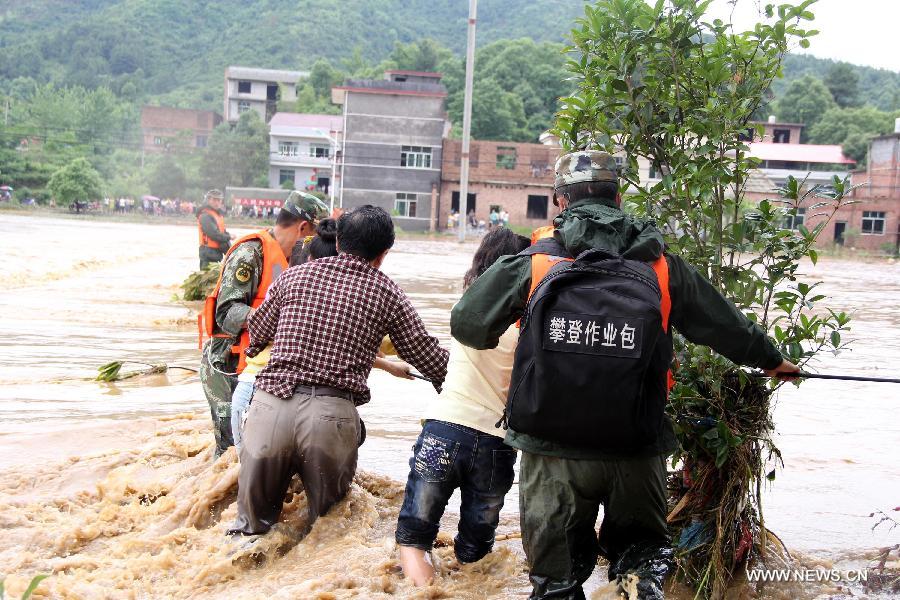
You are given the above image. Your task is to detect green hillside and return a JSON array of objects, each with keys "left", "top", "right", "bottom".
[
  {"left": 1, "top": 0, "right": 896, "bottom": 112},
  {"left": 0, "top": 0, "right": 585, "bottom": 108},
  {"left": 1, "top": 0, "right": 898, "bottom": 201},
  {"left": 777, "top": 54, "right": 899, "bottom": 113}
]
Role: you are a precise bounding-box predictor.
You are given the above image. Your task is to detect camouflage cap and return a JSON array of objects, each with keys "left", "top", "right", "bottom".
[
  {"left": 282, "top": 190, "right": 329, "bottom": 223},
  {"left": 204, "top": 189, "right": 224, "bottom": 202},
  {"left": 554, "top": 151, "right": 618, "bottom": 188}
]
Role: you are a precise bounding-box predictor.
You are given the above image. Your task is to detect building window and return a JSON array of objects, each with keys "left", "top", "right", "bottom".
[
  {"left": 527, "top": 195, "right": 549, "bottom": 220},
  {"left": 401, "top": 146, "right": 432, "bottom": 168},
  {"left": 279, "top": 141, "right": 299, "bottom": 157},
  {"left": 773, "top": 128, "right": 791, "bottom": 143},
  {"left": 279, "top": 169, "right": 295, "bottom": 185},
  {"left": 196, "top": 135, "right": 208, "bottom": 148},
  {"left": 238, "top": 100, "right": 251, "bottom": 114},
  {"left": 782, "top": 207, "right": 806, "bottom": 230},
  {"left": 451, "top": 191, "right": 476, "bottom": 213},
  {"left": 153, "top": 136, "right": 163, "bottom": 145},
  {"left": 861, "top": 211, "right": 886, "bottom": 234},
  {"left": 496, "top": 146, "right": 517, "bottom": 169},
  {"left": 395, "top": 192, "right": 418, "bottom": 217},
  {"left": 309, "top": 143, "right": 330, "bottom": 158},
  {"left": 238, "top": 80, "right": 251, "bottom": 94}
]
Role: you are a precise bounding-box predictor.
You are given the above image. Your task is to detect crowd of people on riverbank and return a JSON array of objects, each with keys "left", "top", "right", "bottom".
[{"left": 196, "top": 151, "right": 799, "bottom": 600}]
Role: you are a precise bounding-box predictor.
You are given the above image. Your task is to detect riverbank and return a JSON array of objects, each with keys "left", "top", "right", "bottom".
[{"left": 0, "top": 203, "right": 473, "bottom": 240}]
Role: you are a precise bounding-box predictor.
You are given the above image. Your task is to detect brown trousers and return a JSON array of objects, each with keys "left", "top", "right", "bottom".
[{"left": 228, "top": 387, "right": 360, "bottom": 535}]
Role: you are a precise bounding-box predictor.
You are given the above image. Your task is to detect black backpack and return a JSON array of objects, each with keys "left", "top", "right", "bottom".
[{"left": 505, "top": 247, "right": 672, "bottom": 453}]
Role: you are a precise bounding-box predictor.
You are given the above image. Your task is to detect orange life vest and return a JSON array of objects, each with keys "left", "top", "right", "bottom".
[
  {"left": 524, "top": 225, "right": 675, "bottom": 391},
  {"left": 198, "top": 207, "right": 226, "bottom": 250},
  {"left": 526, "top": 225, "right": 574, "bottom": 301},
  {"left": 197, "top": 230, "right": 288, "bottom": 374}
]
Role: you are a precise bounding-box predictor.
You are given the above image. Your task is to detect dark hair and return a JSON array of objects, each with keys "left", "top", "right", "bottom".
[
  {"left": 276, "top": 207, "right": 303, "bottom": 227},
  {"left": 336, "top": 205, "right": 395, "bottom": 261},
  {"left": 308, "top": 218, "right": 338, "bottom": 259},
  {"left": 463, "top": 227, "right": 530, "bottom": 288},
  {"left": 290, "top": 218, "right": 338, "bottom": 266},
  {"left": 554, "top": 180, "right": 619, "bottom": 206}
]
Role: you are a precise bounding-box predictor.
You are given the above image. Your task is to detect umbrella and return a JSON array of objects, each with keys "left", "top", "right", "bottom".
[
  {"left": 142, "top": 195, "right": 160, "bottom": 202},
  {"left": 0, "top": 185, "right": 13, "bottom": 191}
]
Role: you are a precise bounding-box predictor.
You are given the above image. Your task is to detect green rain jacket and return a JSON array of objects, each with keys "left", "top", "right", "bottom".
[{"left": 450, "top": 199, "right": 784, "bottom": 459}]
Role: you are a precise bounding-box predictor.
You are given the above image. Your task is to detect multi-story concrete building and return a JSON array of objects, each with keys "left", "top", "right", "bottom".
[
  {"left": 268, "top": 112, "right": 343, "bottom": 199},
  {"left": 439, "top": 139, "right": 557, "bottom": 230},
  {"left": 331, "top": 71, "right": 448, "bottom": 231},
  {"left": 224, "top": 66, "right": 308, "bottom": 124},
  {"left": 140, "top": 106, "right": 222, "bottom": 153}
]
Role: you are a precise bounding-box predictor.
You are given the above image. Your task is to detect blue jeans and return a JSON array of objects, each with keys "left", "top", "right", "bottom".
[
  {"left": 395, "top": 420, "right": 517, "bottom": 563},
  {"left": 230, "top": 380, "right": 254, "bottom": 453}
]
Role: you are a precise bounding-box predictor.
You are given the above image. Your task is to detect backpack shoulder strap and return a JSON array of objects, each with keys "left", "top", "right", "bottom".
[
  {"left": 518, "top": 236, "right": 571, "bottom": 259},
  {"left": 650, "top": 254, "right": 671, "bottom": 332}
]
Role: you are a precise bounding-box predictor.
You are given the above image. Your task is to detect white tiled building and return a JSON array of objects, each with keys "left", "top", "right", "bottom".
[
  {"left": 268, "top": 112, "right": 343, "bottom": 198},
  {"left": 224, "top": 66, "right": 309, "bottom": 123}
]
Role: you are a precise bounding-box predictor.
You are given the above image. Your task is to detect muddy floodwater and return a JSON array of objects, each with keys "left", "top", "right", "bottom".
[{"left": 0, "top": 213, "right": 897, "bottom": 599}]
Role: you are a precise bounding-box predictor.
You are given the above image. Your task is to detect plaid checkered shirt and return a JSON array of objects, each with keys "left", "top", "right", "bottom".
[{"left": 247, "top": 253, "right": 448, "bottom": 404}]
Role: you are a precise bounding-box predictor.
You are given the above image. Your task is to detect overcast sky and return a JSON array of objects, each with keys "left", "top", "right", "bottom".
[{"left": 702, "top": 0, "right": 898, "bottom": 72}]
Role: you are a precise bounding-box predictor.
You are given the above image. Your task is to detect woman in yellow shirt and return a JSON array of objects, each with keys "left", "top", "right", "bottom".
[{"left": 395, "top": 228, "right": 530, "bottom": 585}]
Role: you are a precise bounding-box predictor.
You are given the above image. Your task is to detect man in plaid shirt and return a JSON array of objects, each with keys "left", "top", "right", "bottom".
[{"left": 228, "top": 205, "right": 449, "bottom": 538}]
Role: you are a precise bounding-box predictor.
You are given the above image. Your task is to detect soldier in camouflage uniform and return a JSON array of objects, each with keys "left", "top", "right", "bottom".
[
  {"left": 451, "top": 151, "right": 798, "bottom": 599},
  {"left": 200, "top": 192, "right": 329, "bottom": 457},
  {"left": 197, "top": 189, "right": 233, "bottom": 269}
]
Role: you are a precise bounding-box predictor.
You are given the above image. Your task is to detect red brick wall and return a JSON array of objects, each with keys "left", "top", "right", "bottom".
[
  {"left": 439, "top": 139, "right": 559, "bottom": 230},
  {"left": 140, "top": 106, "right": 223, "bottom": 152},
  {"left": 808, "top": 197, "right": 899, "bottom": 252},
  {"left": 817, "top": 135, "right": 900, "bottom": 252}
]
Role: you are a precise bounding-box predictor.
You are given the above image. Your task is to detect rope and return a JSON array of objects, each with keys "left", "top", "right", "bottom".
[
  {"left": 749, "top": 371, "right": 900, "bottom": 384},
  {"left": 203, "top": 343, "right": 240, "bottom": 377}
]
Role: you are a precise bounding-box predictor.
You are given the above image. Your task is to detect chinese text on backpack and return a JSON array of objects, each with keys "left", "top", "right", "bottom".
[{"left": 507, "top": 248, "right": 672, "bottom": 453}]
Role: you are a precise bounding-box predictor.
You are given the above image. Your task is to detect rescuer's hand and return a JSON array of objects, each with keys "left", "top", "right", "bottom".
[
  {"left": 764, "top": 359, "right": 801, "bottom": 381},
  {"left": 375, "top": 357, "right": 415, "bottom": 380}
]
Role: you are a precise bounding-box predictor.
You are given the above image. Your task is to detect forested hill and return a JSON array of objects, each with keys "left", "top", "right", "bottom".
[
  {"left": 0, "top": 0, "right": 585, "bottom": 107},
  {"left": 776, "top": 54, "right": 899, "bottom": 113}
]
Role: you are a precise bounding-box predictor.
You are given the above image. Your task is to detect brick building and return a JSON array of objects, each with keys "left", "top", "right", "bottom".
[
  {"left": 805, "top": 132, "right": 900, "bottom": 252},
  {"left": 140, "top": 106, "right": 222, "bottom": 153},
  {"left": 439, "top": 139, "right": 557, "bottom": 231}
]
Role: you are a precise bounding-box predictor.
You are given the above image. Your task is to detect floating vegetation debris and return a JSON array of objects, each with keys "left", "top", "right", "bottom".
[{"left": 180, "top": 263, "right": 221, "bottom": 301}]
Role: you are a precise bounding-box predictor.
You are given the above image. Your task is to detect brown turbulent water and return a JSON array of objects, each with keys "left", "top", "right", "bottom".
[{"left": 0, "top": 213, "right": 897, "bottom": 599}]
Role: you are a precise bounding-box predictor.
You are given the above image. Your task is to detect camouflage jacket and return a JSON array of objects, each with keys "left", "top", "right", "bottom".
[
  {"left": 206, "top": 236, "right": 266, "bottom": 371},
  {"left": 451, "top": 200, "right": 783, "bottom": 459}
]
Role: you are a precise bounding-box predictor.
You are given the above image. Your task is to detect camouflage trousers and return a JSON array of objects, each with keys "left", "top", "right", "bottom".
[{"left": 200, "top": 348, "right": 236, "bottom": 457}]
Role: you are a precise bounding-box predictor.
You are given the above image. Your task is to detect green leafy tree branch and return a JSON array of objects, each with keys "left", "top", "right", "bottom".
[{"left": 553, "top": 0, "right": 855, "bottom": 596}]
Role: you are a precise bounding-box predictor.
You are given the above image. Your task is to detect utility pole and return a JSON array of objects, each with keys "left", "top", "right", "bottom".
[{"left": 457, "top": 0, "right": 477, "bottom": 242}]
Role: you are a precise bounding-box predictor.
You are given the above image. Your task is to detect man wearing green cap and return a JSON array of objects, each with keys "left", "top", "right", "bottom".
[
  {"left": 200, "top": 191, "right": 329, "bottom": 457},
  {"left": 450, "top": 151, "right": 799, "bottom": 599}
]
